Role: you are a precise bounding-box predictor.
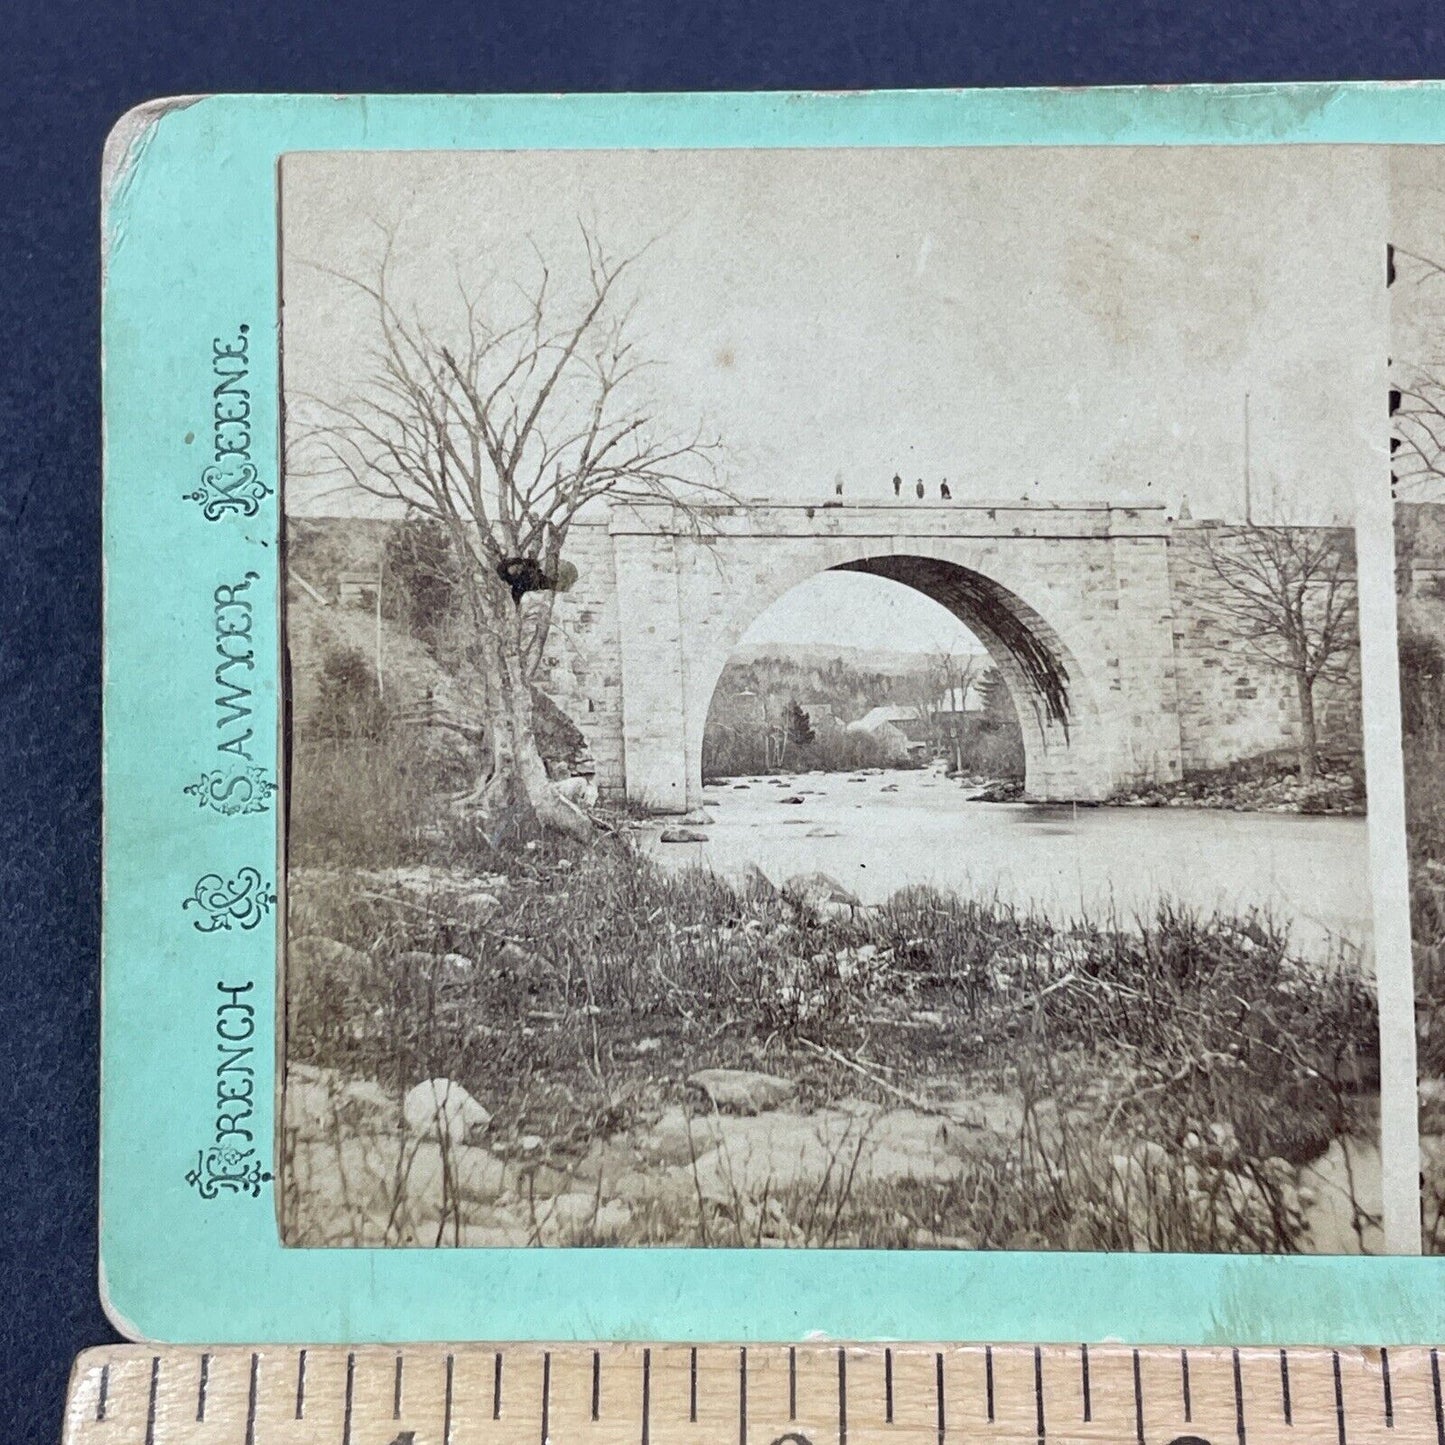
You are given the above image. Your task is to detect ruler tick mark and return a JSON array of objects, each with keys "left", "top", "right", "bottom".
[
  {"left": 1132, "top": 1349, "right": 1144, "bottom": 1445},
  {"left": 145, "top": 1358, "right": 160, "bottom": 1445},
  {"left": 1232, "top": 1347, "right": 1245, "bottom": 1445},
  {"left": 1333, "top": 1351, "right": 1346, "bottom": 1445},
  {"left": 740, "top": 1347, "right": 748, "bottom": 1445},
  {"left": 1433, "top": 1348, "right": 1444, "bottom": 1445},
  {"left": 245, "top": 1354, "right": 259, "bottom": 1445},
  {"left": 641, "top": 1348, "right": 651, "bottom": 1445},
  {"left": 935, "top": 1351, "right": 946, "bottom": 1445},
  {"left": 1034, "top": 1345, "right": 1045, "bottom": 1444},
  {"left": 81, "top": 1339, "right": 1441, "bottom": 1445},
  {"left": 342, "top": 1353, "right": 355, "bottom": 1445},
  {"left": 1382, "top": 1345, "right": 1394, "bottom": 1429}
]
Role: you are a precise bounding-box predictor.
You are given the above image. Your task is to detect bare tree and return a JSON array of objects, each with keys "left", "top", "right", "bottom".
[
  {"left": 907, "top": 649, "right": 981, "bottom": 770},
  {"left": 1389, "top": 243, "right": 1445, "bottom": 504},
  {"left": 1386, "top": 243, "right": 1445, "bottom": 602},
  {"left": 294, "top": 226, "right": 725, "bottom": 840},
  {"left": 1393, "top": 367, "right": 1445, "bottom": 501},
  {"left": 1197, "top": 524, "right": 1358, "bottom": 780}
]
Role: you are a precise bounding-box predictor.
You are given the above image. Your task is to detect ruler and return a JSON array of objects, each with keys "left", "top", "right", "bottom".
[{"left": 60, "top": 1343, "right": 1445, "bottom": 1445}]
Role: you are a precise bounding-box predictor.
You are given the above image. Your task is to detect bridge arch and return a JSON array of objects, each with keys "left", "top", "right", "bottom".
[
  {"left": 690, "top": 552, "right": 1103, "bottom": 804},
  {"left": 604, "top": 501, "right": 1185, "bottom": 814}
]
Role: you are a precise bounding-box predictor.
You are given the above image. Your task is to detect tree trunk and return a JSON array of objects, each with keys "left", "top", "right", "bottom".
[
  {"left": 1295, "top": 671, "right": 1319, "bottom": 782},
  {"left": 459, "top": 577, "right": 593, "bottom": 844}
]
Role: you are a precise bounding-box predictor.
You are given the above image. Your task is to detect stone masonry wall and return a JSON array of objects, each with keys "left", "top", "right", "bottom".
[
  {"left": 617, "top": 503, "right": 1187, "bottom": 808},
  {"left": 1168, "top": 523, "right": 1363, "bottom": 774},
  {"left": 537, "top": 522, "right": 627, "bottom": 797},
  {"left": 287, "top": 510, "right": 1364, "bottom": 806}
]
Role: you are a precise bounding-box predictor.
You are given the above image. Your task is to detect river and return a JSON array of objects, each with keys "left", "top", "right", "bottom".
[{"left": 641, "top": 765, "right": 1372, "bottom": 963}]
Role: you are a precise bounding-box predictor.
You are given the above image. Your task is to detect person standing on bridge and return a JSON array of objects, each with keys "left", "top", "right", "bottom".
[
  {"left": 940, "top": 480, "right": 951, "bottom": 500},
  {"left": 892, "top": 473, "right": 902, "bottom": 497},
  {"left": 834, "top": 470, "right": 844, "bottom": 497},
  {"left": 915, "top": 478, "right": 925, "bottom": 499}
]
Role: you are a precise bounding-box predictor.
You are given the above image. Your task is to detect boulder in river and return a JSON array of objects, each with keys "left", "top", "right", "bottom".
[{"left": 783, "top": 871, "right": 863, "bottom": 919}]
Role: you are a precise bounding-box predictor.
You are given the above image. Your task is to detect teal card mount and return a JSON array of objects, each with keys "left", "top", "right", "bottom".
[{"left": 101, "top": 85, "right": 1445, "bottom": 1344}]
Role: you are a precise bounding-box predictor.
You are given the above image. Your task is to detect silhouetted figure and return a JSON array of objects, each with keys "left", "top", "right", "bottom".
[
  {"left": 940, "top": 480, "right": 951, "bottom": 500},
  {"left": 892, "top": 473, "right": 902, "bottom": 497},
  {"left": 914, "top": 479, "right": 925, "bottom": 500},
  {"left": 834, "top": 471, "right": 844, "bottom": 497}
]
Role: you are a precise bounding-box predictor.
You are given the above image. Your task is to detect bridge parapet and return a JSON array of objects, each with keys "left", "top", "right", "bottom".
[{"left": 604, "top": 499, "right": 1173, "bottom": 541}]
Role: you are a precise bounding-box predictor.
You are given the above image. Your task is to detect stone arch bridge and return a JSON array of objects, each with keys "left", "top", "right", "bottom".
[{"left": 535, "top": 500, "right": 1359, "bottom": 813}]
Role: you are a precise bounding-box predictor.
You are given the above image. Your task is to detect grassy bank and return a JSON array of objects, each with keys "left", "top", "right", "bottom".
[
  {"left": 1405, "top": 731, "right": 1445, "bottom": 1252},
  {"left": 284, "top": 822, "right": 1378, "bottom": 1252}
]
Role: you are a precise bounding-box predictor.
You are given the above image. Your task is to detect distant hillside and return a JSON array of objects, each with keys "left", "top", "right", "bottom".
[{"left": 730, "top": 640, "right": 988, "bottom": 677}]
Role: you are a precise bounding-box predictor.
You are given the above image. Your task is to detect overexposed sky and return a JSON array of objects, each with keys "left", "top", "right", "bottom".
[
  {"left": 740, "top": 571, "right": 984, "bottom": 655},
  {"left": 283, "top": 145, "right": 1388, "bottom": 528}
]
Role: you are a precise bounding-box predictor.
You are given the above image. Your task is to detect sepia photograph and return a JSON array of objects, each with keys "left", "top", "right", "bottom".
[{"left": 278, "top": 146, "right": 1386, "bottom": 1252}]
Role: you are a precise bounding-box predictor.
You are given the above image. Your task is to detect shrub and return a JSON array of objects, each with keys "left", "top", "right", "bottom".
[
  {"left": 313, "top": 646, "right": 388, "bottom": 740},
  {"left": 1402, "top": 627, "right": 1445, "bottom": 739}
]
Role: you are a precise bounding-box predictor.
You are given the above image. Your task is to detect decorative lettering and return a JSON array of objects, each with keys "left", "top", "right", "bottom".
[
  {"left": 183, "top": 867, "right": 275, "bottom": 933},
  {"left": 211, "top": 573, "right": 258, "bottom": 761},
  {"left": 186, "top": 1145, "right": 271, "bottom": 1200},
  {"left": 183, "top": 765, "right": 275, "bottom": 816},
  {"left": 184, "top": 328, "right": 272, "bottom": 519},
  {"left": 185, "top": 981, "right": 274, "bottom": 1201}
]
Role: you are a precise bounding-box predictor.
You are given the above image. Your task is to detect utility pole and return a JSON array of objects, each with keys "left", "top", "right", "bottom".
[
  {"left": 1243, "top": 391, "right": 1253, "bottom": 525},
  {"left": 375, "top": 550, "right": 385, "bottom": 700}
]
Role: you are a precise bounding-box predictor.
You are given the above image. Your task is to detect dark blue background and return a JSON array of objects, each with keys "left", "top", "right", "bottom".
[{"left": 4, "top": 0, "right": 1445, "bottom": 1435}]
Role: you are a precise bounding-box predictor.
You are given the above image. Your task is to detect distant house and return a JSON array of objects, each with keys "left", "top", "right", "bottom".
[
  {"left": 337, "top": 570, "right": 380, "bottom": 608},
  {"left": 849, "top": 687, "right": 987, "bottom": 765},
  {"left": 851, "top": 703, "right": 918, "bottom": 734},
  {"left": 847, "top": 706, "right": 924, "bottom": 762}
]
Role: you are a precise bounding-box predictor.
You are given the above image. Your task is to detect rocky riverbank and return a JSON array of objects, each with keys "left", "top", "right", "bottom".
[
  {"left": 282, "top": 842, "right": 1380, "bottom": 1253},
  {"left": 1112, "top": 759, "right": 1365, "bottom": 815}
]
